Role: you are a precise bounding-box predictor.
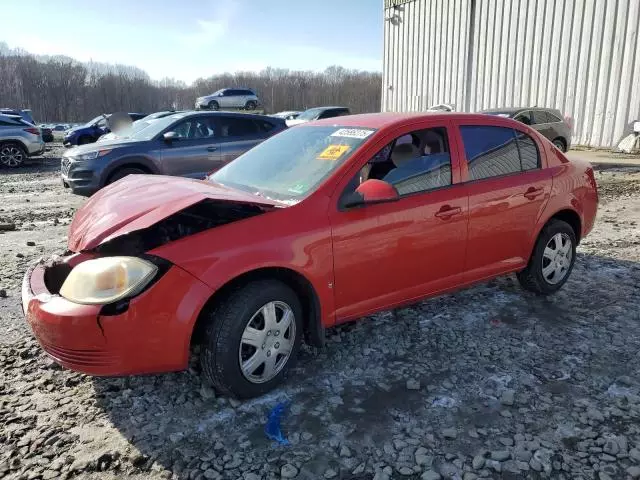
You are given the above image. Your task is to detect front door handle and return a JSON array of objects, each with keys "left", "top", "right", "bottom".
[
  {"left": 207, "top": 146, "right": 218, "bottom": 152},
  {"left": 435, "top": 205, "right": 462, "bottom": 219},
  {"left": 524, "top": 187, "right": 544, "bottom": 200}
]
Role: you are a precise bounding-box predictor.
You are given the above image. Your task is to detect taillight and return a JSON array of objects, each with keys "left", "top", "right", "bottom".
[
  {"left": 564, "top": 115, "right": 574, "bottom": 131},
  {"left": 24, "top": 127, "right": 40, "bottom": 136}
]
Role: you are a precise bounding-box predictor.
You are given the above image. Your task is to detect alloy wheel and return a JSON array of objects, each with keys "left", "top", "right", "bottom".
[
  {"left": 541, "top": 232, "right": 572, "bottom": 284},
  {"left": 0, "top": 145, "right": 24, "bottom": 167},
  {"left": 238, "top": 301, "right": 296, "bottom": 384}
]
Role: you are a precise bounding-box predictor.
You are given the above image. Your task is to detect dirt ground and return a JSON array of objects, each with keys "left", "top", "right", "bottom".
[{"left": 2, "top": 145, "right": 640, "bottom": 480}]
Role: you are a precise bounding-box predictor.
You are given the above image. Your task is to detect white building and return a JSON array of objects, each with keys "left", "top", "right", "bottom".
[{"left": 382, "top": 0, "right": 640, "bottom": 148}]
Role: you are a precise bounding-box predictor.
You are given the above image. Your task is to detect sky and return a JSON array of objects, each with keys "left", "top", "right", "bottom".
[{"left": 1, "top": 0, "right": 382, "bottom": 84}]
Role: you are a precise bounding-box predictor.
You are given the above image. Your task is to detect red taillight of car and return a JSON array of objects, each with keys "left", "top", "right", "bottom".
[
  {"left": 24, "top": 127, "right": 40, "bottom": 136},
  {"left": 564, "top": 115, "right": 574, "bottom": 131}
]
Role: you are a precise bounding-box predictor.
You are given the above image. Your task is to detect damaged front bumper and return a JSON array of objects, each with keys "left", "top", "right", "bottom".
[{"left": 22, "top": 254, "right": 214, "bottom": 376}]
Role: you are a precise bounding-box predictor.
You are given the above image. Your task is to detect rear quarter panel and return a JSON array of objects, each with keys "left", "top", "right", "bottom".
[{"left": 534, "top": 142, "right": 598, "bottom": 240}]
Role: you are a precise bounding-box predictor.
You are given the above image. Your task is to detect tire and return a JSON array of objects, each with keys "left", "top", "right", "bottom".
[
  {"left": 517, "top": 219, "right": 577, "bottom": 295},
  {"left": 245, "top": 101, "right": 257, "bottom": 110},
  {"left": 0, "top": 142, "right": 27, "bottom": 168},
  {"left": 208, "top": 100, "right": 219, "bottom": 111},
  {"left": 78, "top": 135, "right": 93, "bottom": 145},
  {"left": 552, "top": 137, "right": 567, "bottom": 152},
  {"left": 200, "top": 280, "right": 303, "bottom": 399},
  {"left": 107, "top": 167, "right": 147, "bottom": 185}
]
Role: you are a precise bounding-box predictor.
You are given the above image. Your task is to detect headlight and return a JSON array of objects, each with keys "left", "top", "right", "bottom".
[
  {"left": 60, "top": 257, "right": 158, "bottom": 305},
  {"left": 71, "top": 149, "right": 111, "bottom": 161}
]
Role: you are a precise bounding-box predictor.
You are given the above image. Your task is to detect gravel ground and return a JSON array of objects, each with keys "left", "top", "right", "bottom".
[{"left": 2, "top": 145, "right": 640, "bottom": 480}]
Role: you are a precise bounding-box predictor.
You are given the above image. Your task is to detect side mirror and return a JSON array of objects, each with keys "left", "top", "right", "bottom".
[
  {"left": 163, "top": 131, "right": 178, "bottom": 143},
  {"left": 342, "top": 179, "right": 399, "bottom": 209}
]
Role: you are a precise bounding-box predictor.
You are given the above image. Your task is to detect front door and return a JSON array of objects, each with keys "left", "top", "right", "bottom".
[
  {"left": 457, "top": 124, "right": 552, "bottom": 281},
  {"left": 329, "top": 124, "right": 469, "bottom": 322},
  {"left": 160, "top": 116, "right": 221, "bottom": 178}
]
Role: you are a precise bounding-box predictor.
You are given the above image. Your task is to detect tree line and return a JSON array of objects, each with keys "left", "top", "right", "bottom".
[{"left": 0, "top": 49, "right": 382, "bottom": 123}]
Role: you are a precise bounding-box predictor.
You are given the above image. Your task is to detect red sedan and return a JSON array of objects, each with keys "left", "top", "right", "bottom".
[{"left": 22, "top": 113, "right": 598, "bottom": 398}]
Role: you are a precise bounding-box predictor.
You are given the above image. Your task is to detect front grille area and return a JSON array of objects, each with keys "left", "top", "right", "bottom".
[{"left": 61, "top": 157, "right": 70, "bottom": 176}]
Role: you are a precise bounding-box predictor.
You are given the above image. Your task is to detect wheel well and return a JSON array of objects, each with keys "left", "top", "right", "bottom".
[
  {"left": 0, "top": 140, "right": 27, "bottom": 151},
  {"left": 549, "top": 209, "right": 582, "bottom": 243},
  {"left": 190, "top": 267, "right": 323, "bottom": 349},
  {"left": 106, "top": 163, "right": 152, "bottom": 183}
]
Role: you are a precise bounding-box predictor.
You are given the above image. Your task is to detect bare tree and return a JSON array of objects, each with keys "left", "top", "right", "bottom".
[{"left": 0, "top": 46, "right": 382, "bottom": 122}]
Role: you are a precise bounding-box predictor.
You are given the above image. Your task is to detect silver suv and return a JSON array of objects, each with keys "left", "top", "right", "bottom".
[
  {"left": 195, "top": 88, "right": 260, "bottom": 111},
  {"left": 0, "top": 114, "right": 45, "bottom": 168}
]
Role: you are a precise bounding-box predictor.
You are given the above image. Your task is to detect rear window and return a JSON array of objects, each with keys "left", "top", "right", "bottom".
[{"left": 460, "top": 125, "right": 540, "bottom": 180}]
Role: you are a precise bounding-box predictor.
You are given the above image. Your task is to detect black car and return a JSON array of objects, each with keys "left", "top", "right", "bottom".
[
  {"left": 481, "top": 107, "right": 573, "bottom": 152},
  {"left": 41, "top": 127, "right": 54, "bottom": 143},
  {"left": 61, "top": 111, "right": 287, "bottom": 196}
]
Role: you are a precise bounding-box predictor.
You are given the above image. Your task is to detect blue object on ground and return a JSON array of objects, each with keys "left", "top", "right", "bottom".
[{"left": 265, "top": 401, "right": 291, "bottom": 445}]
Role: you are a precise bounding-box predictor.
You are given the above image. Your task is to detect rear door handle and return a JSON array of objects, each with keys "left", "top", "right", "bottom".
[
  {"left": 524, "top": 187, "right": 544, "bottom": 200},
  {"left": 207, "top": 146, "right": 218, "bottom": 152},
  {"left": 435, "top": 206, "right": 462, "bottom": 219}
]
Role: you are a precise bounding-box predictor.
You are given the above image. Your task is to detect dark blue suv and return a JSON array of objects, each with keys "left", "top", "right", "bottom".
[{"left": 63, "top": 112, "right": 146, "bottom": 146}]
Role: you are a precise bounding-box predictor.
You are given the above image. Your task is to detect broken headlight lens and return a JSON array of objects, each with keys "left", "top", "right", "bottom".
[{"left": 60, "top": 256, "right": 157, "bottom": 305}]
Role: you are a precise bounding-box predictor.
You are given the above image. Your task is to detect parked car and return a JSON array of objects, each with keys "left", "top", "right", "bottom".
[
  {"left": 25, "top": 112, "right": 597, "bottom": 398},
  {"left": 0, "top": 108, "right": 35, "bottom": 126},
  {"left": 0, "top": 113, "right": 45, "bottom": 167},
  {"left": 286, "top": 106, "right": 350, "bottom": 126},
  {"left": 41, "top": 126, "right": 54, "bottom": 143},
  {"left": 63, "top": 112, "right": 147, "bottom": 147},
  {"left": 271, "top": 111, "right": 302, "bottom": 121},
  {"left": 53, "top": 124, "right": 69, "bottom": 132},
  {"left": 482, "top": 107, "right": 572, "bottom": 152},
  {"left": 195, "top": 88, "right": 260, "bottom": 111},
  {"left": 61, "top": 111, "right": 287, "bottom": 196},
  {"left": 98, "top": 111, "right": 187, "bottom": 142}
]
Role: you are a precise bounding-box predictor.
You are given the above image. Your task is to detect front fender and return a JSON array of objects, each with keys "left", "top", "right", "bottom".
[{"left": 99, "top": 155, "right": 160, "bottom": 185}]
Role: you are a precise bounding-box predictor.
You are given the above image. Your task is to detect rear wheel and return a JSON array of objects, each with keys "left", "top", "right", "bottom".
[
  {"left": 208, "top": 100, "right": 220, "bottom": 111},
  {"left": 0, "top": 142, "right": 26, "bottom": 168},
  {"left": 200, "top": 280, "right": 303, "bottom": 398},
  {"left": 517, "top": 219, "right": 576, "bottom": 295},
  {"left": 107, "top": 167, "right": 147, "bottom": 185},
  {"left": 245, "top": 100, "right": 257, "bottom": 110},
  {"left": 552, "top": 137, "right": 567, "bottom": 152}
]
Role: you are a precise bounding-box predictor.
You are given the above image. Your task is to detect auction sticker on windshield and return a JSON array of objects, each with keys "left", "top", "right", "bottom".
[
  {"left": 330, "top": 128, "right": 375, "bottom": 139},
  {"left": 317, "top": 144, "right": 351, "bottom": 160}
]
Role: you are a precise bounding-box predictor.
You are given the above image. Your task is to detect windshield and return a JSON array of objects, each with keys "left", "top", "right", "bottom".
[
  {"left": 85, "top": 115, "right": 106, "bottom": 127},
  {"left": 296, "top": 108, "right": 324, "bottom": 121},
  {"left": 129, "top": 114, "right": 187, "bottom": 140},
  {"left": 210, "top": 125, "right": 376, "bottom": 202},
  {"left": 112, "top": 119, "right": 159, "bottom": 138}
]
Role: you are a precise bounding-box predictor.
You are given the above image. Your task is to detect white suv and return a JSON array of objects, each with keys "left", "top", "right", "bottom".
[
  {"left": 0, "top": 114, "right": 45, "bottom": 168},
  {"left": 195, "top": 88, "right": 260, "bottom": 111}
]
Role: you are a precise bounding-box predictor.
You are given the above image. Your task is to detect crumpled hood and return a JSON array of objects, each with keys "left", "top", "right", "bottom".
[{"left": 68, "top": 175, "right": 283, "bottom": 252}]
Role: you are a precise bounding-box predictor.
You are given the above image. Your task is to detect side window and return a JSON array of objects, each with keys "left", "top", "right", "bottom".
[
  {"left": 358, "top": 127, "right": 452, "bottom": 196},
  {"left": 318, "top": 110, "right": 338, "bottom": 119},
  {"left": 171, "top": 118, "right": 215, "bottom": 140},
  {"left": 546, "top": 111, "right": 563, "bottom": 123},
  {"left": 96, "top": 118, "right": 107, "bottom": 128},
  {"left": 515, "top": 131, "right": 540, "bottom": 170},
  {"left": 460, "top": 126, "right": 520, "bottom": 180},
  {"left": 218, "top": 117, "right": 259, "bottom": 137},
  {"left": 255, "top": 120, "right": 275, "bottom": 132},
  {"left": 531, "top": 110, "right": 550, "bottom": 124},
  {"left": 514, "top": 111, "right": 532, "bottom": 126}
]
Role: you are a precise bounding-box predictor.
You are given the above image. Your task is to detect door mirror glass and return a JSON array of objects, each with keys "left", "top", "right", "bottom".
[
  {"left": 342, "top": 179, "right": 399, "bottom": 208},
  {"left": 163, "top": 131, "right": 178, "bottom": 142}
]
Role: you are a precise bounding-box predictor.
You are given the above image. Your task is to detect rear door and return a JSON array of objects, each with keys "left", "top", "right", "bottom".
[
  {"left": 214, "top": 115, "right": 267, "bottom": 169},
  {"left": 530, "top": 110, "right": 556, "bottom": 141},
  {"left": 160, "top": 116, "right": 221, "bottom": 178},
  {"left": 513, "top": 110, "right": 533, "bottom": 126},
  {"left": 456, "top": 123, "right": 552, "bottom": 282}
]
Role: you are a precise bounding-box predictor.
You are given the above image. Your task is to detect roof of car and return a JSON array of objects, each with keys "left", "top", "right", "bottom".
[
  {"left": 481, "top": 107, "right": 557, "bottom": 114},
  {"left": 310, "top": 112, "right": 508, "bottom": 129}
]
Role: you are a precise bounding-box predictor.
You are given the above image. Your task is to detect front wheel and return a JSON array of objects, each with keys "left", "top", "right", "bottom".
[
  {"left": 208, "top": 100, "right": 219, "bottom": 111},
  {"left": 517, "top": 219, "right": 577, "bottom": 295},
  {"left": 107, "top": 167, "right": 147, "bottom": 185},
  {"left": 200, "top": 280, "right": 303, "bottom": 398}
]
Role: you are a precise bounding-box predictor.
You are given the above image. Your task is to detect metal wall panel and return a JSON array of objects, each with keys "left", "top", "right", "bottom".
[{"left": 382, "top": 0, "right": 640, "bottom": 148}]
